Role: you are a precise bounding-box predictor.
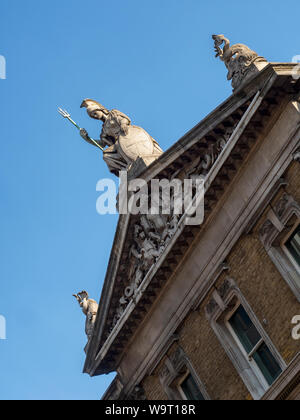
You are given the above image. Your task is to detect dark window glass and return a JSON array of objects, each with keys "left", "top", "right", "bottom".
[
  {"left": 229, "top": 306, "right": 282, "bottom": 386},
  {"left": 229, "top": 306, "right": 261, "bottom": 353},
  {"left": 252, "top": 343, "right": 282, "bottom": 386},
  {"left": 285, "top": 225, "right": 300, "bottom": 267},
  {"left": 180, "top": 374, "right": 205, "bottom": 401}
]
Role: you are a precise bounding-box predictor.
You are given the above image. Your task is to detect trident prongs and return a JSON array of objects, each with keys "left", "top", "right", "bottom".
[
  {"left": 58, "top": 108, "right": 71, "bottom": 119},
  {"left": 58, "top": 106, "right": 104, "bottom": 151},
  {"left": 58, "top": 107, "right": 81, "bottom": 130}
]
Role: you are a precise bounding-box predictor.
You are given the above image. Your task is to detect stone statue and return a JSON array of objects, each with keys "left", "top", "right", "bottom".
[
  {"left": 73, "top": 291, "right": 98, "bottom": 345},
  {"left": 212, "top": 35, "right": 268, "bottom": 90},
  {"left": 80, "top": 99, "right": 163, "bottom": 176}
]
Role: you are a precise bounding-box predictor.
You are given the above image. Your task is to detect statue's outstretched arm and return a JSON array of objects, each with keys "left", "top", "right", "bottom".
[{"left": 80, "top": 128, "right": 105, "bottom": 148}]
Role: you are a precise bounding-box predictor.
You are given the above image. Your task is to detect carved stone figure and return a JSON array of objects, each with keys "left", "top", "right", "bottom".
[
  {"left": 212, "top": 35, "right": 268, "bottom": 90},
  {"left": 73, "top": 291, "right": 98, "bottom": 344},
  {"left": 132, "top": 223, "right": 161, "bottom": 271},
  {"left": 80, "top": 99, "right": 163, "bottom": 176}
]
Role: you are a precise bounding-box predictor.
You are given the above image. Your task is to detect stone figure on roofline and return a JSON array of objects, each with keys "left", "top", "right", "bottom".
[
  {"left": 80, "top": 99, "right": 163, "bottom": 176},
  {"left": 73, "top": 291, "right": 98, "bottom": 351},
  {"left": 212, "top": 34, "right": 268, "bottom": 90}
]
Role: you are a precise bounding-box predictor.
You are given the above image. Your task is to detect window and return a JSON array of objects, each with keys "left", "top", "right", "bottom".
[
  {"left": 206, "top": 278, "right": 286, "bottom": 400},
  {"left": 159, "top": 347, "right": 210, "bottom": 400},
  {"left": 260, "top": 193, "right": 300, "bottom": 301},
  {"left": 179, "top": 374, "right": 205, "bottom": 401},
  {"left": 284, "top": 223, "right": 300, "bottom": 269},
  {"left": 228, "top": 306, "right": 282, "bottom": 387}
]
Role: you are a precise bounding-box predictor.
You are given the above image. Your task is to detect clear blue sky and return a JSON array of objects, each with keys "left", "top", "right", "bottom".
[{"left": 0, "top": 0, "right": 299, "bottom": 400}]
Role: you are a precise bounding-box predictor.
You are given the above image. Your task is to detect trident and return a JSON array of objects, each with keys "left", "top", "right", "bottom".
[{"left": 58, "top": 107, "right": 104, "bottom": 151}]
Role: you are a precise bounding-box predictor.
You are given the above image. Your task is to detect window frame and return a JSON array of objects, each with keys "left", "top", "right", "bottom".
[
  {"left": 159, "top": 347, "right": 210, "bottom": 401},
  {"left": 260, "top": 193, "right": 300, "bottom": 301},
  {"left": 206, "top": 278, "right": 286, "bottom": 400},
  {"left": 225, "top": 304, "right": 280, "bottom": 390},
  {"left": 177, "top": 371, "right": 191, "bottom": 401},
  {"left": 177, "top": 371, "right": 206, "bottom": 401},
  {"left": 281, "top": 220, "right": 300, "bottom": 274}
]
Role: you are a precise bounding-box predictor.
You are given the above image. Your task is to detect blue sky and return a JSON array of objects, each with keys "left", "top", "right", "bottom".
[{"left": 0, "top": 0, "right": 299, "bottom": 400}]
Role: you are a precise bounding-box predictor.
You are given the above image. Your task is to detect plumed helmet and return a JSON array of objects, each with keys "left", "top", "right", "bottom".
[{"left": 80, "top": 99, "right": 109, "bottom": 118}]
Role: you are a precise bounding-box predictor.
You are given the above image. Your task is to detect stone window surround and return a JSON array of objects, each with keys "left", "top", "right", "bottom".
[
  {"left": 159, "top": 347, "right": 210, "bottom": 401},
  {"left": 259, "top": 193, "right": 300, "bottom": 302},
  {"left": 205, "top": 278, "right": 286, "bottom": 400}
]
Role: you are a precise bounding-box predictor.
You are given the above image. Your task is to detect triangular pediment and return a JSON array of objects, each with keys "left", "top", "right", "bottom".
[{"left": 84, "top": 63, "right": 300, "bottom": 376}]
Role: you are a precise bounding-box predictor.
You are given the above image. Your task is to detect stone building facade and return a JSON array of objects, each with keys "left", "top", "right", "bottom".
[{"left": 82, "top": 62, "right": 300, "bottom": 401}]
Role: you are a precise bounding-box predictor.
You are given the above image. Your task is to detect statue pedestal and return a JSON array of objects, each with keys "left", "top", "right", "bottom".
[
  {"left": 234, "top": 58, "right": 269, "bottom": 91},
  {"left": 127, "top": 155, "right": 162, "bottom": 180}
]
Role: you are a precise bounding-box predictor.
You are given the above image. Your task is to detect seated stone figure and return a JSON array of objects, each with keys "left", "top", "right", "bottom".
[{"left": 80, "top": 99, "right": 163, "bottom": 176}]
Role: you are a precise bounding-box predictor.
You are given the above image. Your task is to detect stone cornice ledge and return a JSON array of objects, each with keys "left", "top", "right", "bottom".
[{"left": 261, "top": 353, "right": 300, "bottom": 400}]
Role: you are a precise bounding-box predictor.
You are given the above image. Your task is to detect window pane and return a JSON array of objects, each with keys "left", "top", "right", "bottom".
[
  {"left": 253, "top": 343, "right": 282, "bottom": 386},
  {"left": 181, "top": 374, "right": 205, "bottom": 401},
  {"left": 229, "top": 306, "right": 261, "bottom": 353},
  {"left": 285, "top": 225, "right": 300, "bottom": 267}
]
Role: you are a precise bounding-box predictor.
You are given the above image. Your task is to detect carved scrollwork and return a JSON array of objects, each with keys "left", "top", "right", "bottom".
[
  {"left": 160, "top": 347, "right": 187, "bottom": 386},
  {"left": 274, "top": 193, "right": 290, "bottom": 220},
  {"left": 160, "top": 364, "right": 170, "bottom": 382},
  {"left": 112, "top": 212, "right": 181, "bottom": 328},
  {"left": 219, "top": 278, "right": 233, "bottom": 300},
  {"left": 206, "top": 278, "right": 236, "bottom": 320},
  {"left": 259, "top": 219, "right": 276, "bottom": 249},
  {"left": 169, "top": 348, "right": 186, "bottom": 373},
  {"left": 259, "top": 194, "right": 300, "bottom": 252},
  {"left": 273, "top": 193, "right": 300, "bottom": 224}
]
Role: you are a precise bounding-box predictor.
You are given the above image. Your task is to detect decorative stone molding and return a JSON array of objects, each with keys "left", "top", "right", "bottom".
[
  {"left": 261, "top": 353, "right": 300, "bottom": 400},
  {"left": 205, "top": 277, "right": 236, "bottom": 321},
  {"left": 260, "top": 194, "right": 300, "bottom": 247},
  {"left": 245, "top": 178, "right": 288, "bottom": 235},
  {"left": 102, "top": 376, "right": 124, "bottom": 400},
  {"left": 205, "top": 278, "right": 286, "bottom": 400},
  {"left": 112, "top": 213, "right": 181, "bottom": 328},
  {"left": 205, "top": 298, "right": 219, "bottom": 317},
  {"left": 218, "top": 278, "right": 233, "bottom": 300},
  {"left": 260, "top": 219, "right": 279, "bottom": 250},
  {"left": 112, "top": 119, "right": 241, "bottom": 329},
  {"left": 159, "top": 348, "right": 187, "bottom": 385},
  {"left": 293, "top": 147, "right": 300, "bottom": 163},
  {"left": 127, "top": 385, "right": 147, "bottom": 401},
  {"left": 274, "top": 194, "right": 291, "bottom": 220},
  {"left": 259, "top": 193, "right": 300, "bottom": 301},
  {"left": 159, "top": 347, "right": 210, "bottom": 400}
]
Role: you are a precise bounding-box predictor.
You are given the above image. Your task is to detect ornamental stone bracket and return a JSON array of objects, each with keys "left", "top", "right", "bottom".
[
  {"left": 205, "top": 277, "right": 237, "bottom": 322},
  {"left": 126, "top": 385, "right": 147, "bottom": 401},
  {"left": 159, "top": 347, "right": 191, "bottom": 400},
  {"left": 259, "top": 193, "right": 300, "bottom": 249},
  {"left": 293, "top": 147, "right": 300, "bottom": 162}
]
